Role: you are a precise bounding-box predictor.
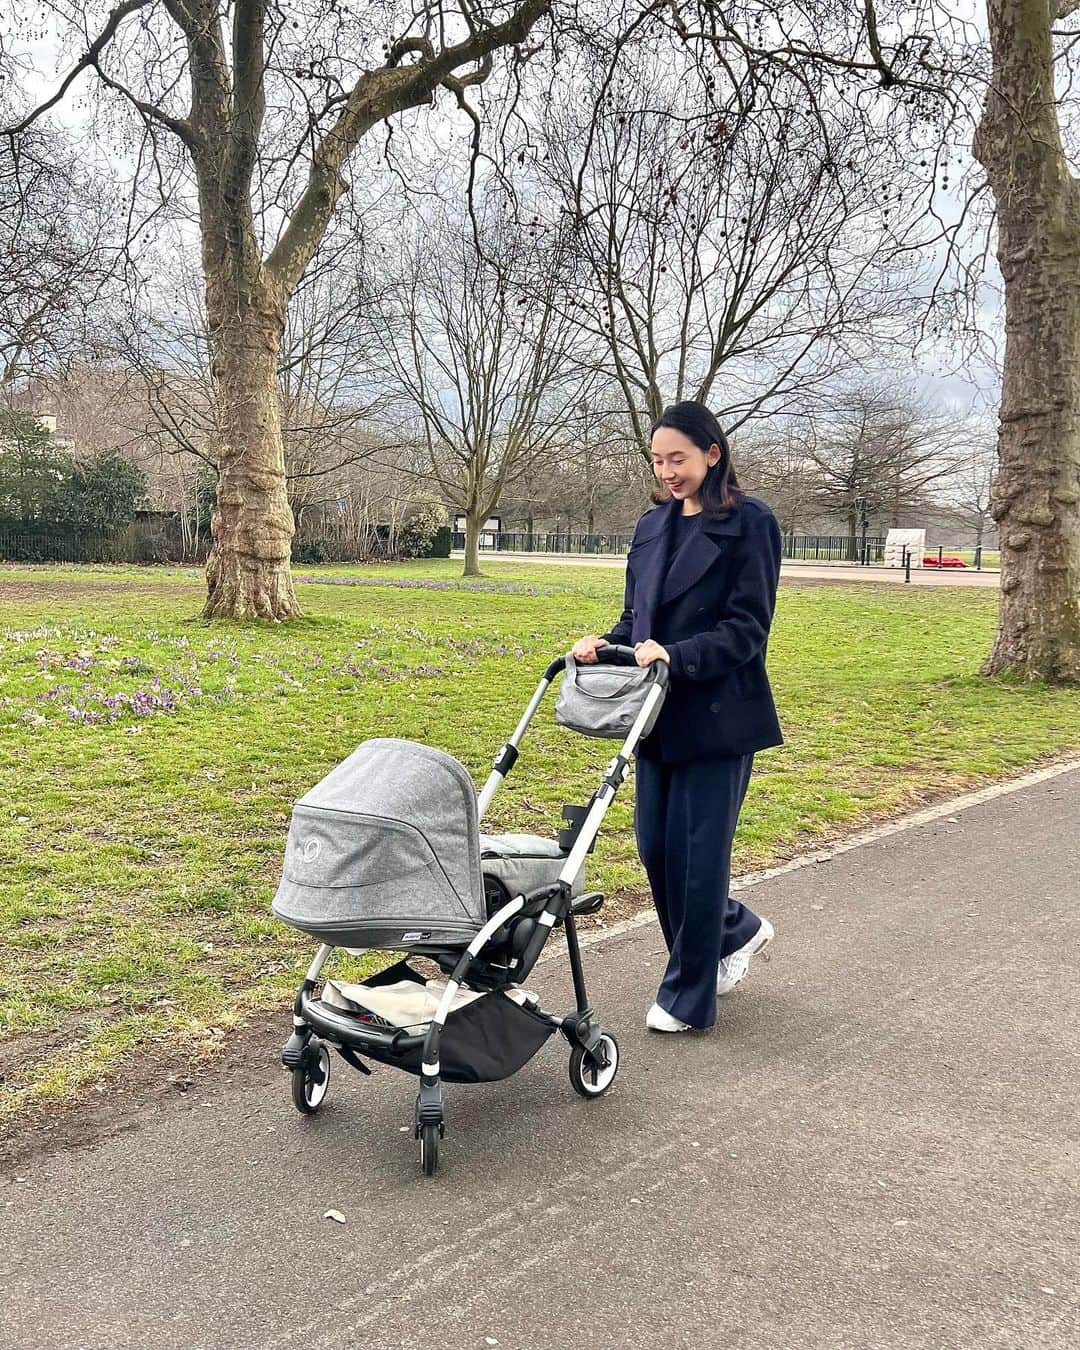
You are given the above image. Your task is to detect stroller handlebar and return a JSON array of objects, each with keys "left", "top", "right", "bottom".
[{"left": 544, "top": 644, "right": 670, "bottom": 688}]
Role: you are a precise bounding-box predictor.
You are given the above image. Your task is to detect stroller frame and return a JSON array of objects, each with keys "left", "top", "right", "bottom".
[{"left": 281, "top": 647, "right": 669, "bottom": 1175}]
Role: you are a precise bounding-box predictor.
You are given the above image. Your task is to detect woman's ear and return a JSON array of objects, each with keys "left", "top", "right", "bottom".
[{"left": 707, "top": 442, "right": 722, "bottom": 466}]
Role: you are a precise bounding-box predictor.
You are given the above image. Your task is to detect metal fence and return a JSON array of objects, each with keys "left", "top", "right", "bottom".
[
  {"left": 0, "top": 522, "right": 450, "bottom": 565},
  {"left": 1, "top": 525, "right": 994, "bottom": 571},
  {"left": 784, "top": 534, "right": 886, "bottom": 564},
  {"left": 451, "top": 530, "right": 635, "bottom": 556},
  {"left": 0, "top": 528, "right": 97, "bottom": 563},
  {"left": 451, "top": 530, "right": 889, "bottom": 563}
]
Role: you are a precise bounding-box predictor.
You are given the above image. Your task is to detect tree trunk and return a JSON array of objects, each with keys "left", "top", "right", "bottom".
[
  {"left": 845, "top": 505, "right": 858, "bottom": 562},
  {"left": 463, "top": 508, "right": 483, "bottom": 577},
  {"left": 201, "top": 276, "right": 301, "bottom": 620},
  {"left": 974, "top": 0, "right": 1080, "bottom": 681}
]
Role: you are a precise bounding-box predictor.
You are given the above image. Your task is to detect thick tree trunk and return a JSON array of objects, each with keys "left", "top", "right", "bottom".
[
  {"left": 974, "top": 0, "right": 1080, "bottom": 681},
  {"left": 202, "top": 275, "right": 300, "bottom": 620}
]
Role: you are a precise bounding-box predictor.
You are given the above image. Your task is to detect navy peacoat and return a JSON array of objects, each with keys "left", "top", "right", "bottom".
[{"left": 601, "top": 494, "right": 783, "bottom": 762}]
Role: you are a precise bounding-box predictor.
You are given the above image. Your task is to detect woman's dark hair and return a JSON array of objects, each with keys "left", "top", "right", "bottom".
[{"left": 649, "top": 401, "right": 743, "bottom": 516}]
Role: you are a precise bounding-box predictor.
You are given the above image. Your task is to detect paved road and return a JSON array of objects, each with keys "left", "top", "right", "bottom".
[
  {"left": 3, "top": 769, "right": 1077, "bottom": 1350},
  {"left": 453, "top": 551, "right": 1001, "bottom": 587}
]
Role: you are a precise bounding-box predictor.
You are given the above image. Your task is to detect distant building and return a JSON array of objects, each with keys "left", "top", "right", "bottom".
[{"left": 453, "top": 513, "right": 501, "bottom": 548}]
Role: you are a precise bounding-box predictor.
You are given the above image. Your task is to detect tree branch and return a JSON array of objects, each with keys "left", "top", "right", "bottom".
[
  {"left": 3, "top": 0, "right": 158, "bottom": 136},
  {"left": 229, "top": 0, "right": 268, "bottom": 191},
  {"left": 265, "top": 0, "right": 550, "bottom": 294},
  {"left": 90, "top": 62, "right": 198, "bottom": 149}
]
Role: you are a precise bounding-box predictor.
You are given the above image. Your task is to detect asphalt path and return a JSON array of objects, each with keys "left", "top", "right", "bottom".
[
  {"left": 451, "top": 551, "right": 1001, "bottom": 587},
  {"left": 2, "top": 767, "right": 1077, "bottom": 1350}
]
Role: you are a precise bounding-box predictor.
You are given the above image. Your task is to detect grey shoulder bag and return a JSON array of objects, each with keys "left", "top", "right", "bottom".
[{"left": 555, "top": 649, "right": 665, "bottom": 741}]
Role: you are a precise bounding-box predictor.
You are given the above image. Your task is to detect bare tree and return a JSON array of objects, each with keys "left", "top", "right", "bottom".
[
  {"left": 539, "top": 34, "right": 930, "bottom": 457},
  {"left": 498, "top": 401, "right": 650, "bottom": 536},
  {"left": 7, "top": 0, "right": 550, "bottom": 618},
  {"left": 116, "top": 221, "right": 410, "bottom": 524},
  {"left": 731, "top": 425, "right": 821, "bottom": 536},
  {"left": 945, "top": 436, "right": 998, "bottom": 557},
  {"left": 0, "top": 109, "right": 119, "bottom": 400},
  {"left": 669, "top": 0, "right": 1080, "bottom": 678},
  {"left": 375, "top": 208, "right": 592, "bottom": 575},
  {"left": 799, "top": 384, "right": 966, "bottom": 554},
  {"left": 973, "top": 0, "right": 1080, "bottom": 679}
]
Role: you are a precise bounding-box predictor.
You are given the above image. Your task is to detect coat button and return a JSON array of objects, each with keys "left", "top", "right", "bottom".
[
  {"left": 710, "top": 701, "right": 722, "bottom": 714},
  {"left": 687, "top": 663, "right": 697, "bottom": 674}
]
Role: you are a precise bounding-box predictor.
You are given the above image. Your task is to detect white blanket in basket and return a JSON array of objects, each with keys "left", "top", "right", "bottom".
[{"left": 323, "top": 977, "right": 537, "bottom": 1029}]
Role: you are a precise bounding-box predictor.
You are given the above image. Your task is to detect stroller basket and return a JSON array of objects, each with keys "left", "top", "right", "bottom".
[{"left": 300, "top": 961, "right": 556, "bottom": 1084}]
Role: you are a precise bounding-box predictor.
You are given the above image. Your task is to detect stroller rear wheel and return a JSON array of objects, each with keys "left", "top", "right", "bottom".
[
  {"left": 291, "top": 1039, "right": 331, "bottom": 1114},
  {"left": 419, "top": 1122, "right": 440, "bottom": 1176},
  {"left": 569, "top": 1032, "right": 619, "bottom": 1098}
]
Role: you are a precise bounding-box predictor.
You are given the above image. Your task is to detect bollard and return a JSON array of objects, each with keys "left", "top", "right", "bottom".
[
  {"left": 938, "top": 545, "right": 944, "bottom": 567},
  {"left": 975, "top": 546, "right": 982, "bottom": 571},
  {"left": 903, "top": 546, "right": 912, "bottom": 583}
]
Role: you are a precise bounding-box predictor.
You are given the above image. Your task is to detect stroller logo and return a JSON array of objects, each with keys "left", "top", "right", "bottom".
[
  {"left": 402, "top": 931, "right": 431, "bottom": 943},
  {"left": 302, "top": 838, "right": 322, "bottom": 863}
]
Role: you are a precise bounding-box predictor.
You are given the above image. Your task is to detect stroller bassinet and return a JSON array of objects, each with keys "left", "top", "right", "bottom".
[
  {"left": 272, "top": 741, "right": 586, "bottom": 952},
  {"left": 273, "top": 739, "right": 487, "bottom": 954}
]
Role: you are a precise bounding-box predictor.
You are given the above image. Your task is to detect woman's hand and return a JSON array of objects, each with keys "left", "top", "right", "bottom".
[
  {"left": 571, "top": 635, "right": 608, "bottom": 663},
  {"left": 634, "top": 640, "right": 670, "bottom": 667}
]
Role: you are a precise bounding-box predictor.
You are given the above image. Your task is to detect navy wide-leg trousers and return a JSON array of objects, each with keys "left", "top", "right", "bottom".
[{"left": 634, "top": 752, "right": 760, "bottom": 1028}]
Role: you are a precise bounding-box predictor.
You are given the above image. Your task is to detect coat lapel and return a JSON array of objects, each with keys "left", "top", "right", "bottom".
[
  {"left": 628, "top": 502, "right": 674, "bottom": 645},
  {"left": 659, "top": 507, "right": 744, "bottom": 606}
]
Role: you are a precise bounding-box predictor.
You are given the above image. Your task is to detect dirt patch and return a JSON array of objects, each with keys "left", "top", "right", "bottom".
[
  {"left": 0, "top": 578, "right": 200, "bottom": 606},
  {"left": 0, "top": 1015, "right": 87, "bottom": 1086},
  {"left": 0, "top": 1019, "right": 287, "bottom": 1175}
]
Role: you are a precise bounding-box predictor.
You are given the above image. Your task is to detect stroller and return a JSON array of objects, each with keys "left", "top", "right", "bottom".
[{"left": 272, "top": 645, "right": 669, "bottom": 1175}]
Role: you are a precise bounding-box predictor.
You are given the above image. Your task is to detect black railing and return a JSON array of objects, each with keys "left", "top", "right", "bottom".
[
  {"left": 451, "top": 530, "right": 635, "bottom": 555},
  {"left": 783, "top": 534, "right": 886, "bottom": 564},
  {"left": 0, "top": 523, "right": 207, "bottom": 564},
  {"left": 0, "top": 529, "right": 91, "bottom": 563},
  {"left": 451, "top": 530, "right": 888, "bottom": 563}
]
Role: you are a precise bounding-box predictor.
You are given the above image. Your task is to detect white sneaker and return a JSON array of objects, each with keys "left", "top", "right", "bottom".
[
  {"left": 716, "top": 917, "right": 774, "bottom": 996},
  {"left": 646, "top": 1002, "right": 694, "bottom": 1033}
]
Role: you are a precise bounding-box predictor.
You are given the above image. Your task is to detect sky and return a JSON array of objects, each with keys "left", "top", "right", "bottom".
[{"left": 3, "top": 1, "right": 1014, "bottom": 432}]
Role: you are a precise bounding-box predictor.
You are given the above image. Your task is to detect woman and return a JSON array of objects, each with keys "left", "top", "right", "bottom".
[{"left": 572, "top": 401, "right": 783, "bottom": 1032}]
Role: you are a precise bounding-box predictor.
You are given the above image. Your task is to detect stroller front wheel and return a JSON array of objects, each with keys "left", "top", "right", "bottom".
[
  {"left": 569, "top": 1032, "right": 619, "bottom": 1098},
  {"left": 419, "top": 1122, "right": 440, "bottom": 1176},
  {"left": 291, "top": 1040, "right": 331, "bottom": 1114}
]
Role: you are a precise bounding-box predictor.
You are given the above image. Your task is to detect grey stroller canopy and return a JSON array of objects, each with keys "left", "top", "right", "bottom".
[{"left": 272, "top": 739, "right": 486, "bottom": 952}]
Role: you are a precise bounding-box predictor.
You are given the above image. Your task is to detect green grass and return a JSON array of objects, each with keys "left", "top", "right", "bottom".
[
  {"left": 948, "top": 549, "right": 1001, "bottom": 569},
  {"left": 1, "top": 559, "right": 1078, "bottom": 1124}
]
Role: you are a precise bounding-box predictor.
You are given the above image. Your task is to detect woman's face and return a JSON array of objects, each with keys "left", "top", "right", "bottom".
[{"left": 650, "top": 427, "right": 721, "bottom": 503}]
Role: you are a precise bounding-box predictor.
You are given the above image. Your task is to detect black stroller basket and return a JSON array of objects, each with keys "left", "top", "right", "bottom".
[{"left": 273, "top": 646, "right": 669, "bottom": 1176}]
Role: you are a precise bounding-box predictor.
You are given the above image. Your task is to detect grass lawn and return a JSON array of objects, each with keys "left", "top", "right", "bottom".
[
  {"left": 2, "top": 559, "right": 1078, "bottom": 1128},
  {"left": 950, "top": 549, "right": 1001, "bottom": 569}
]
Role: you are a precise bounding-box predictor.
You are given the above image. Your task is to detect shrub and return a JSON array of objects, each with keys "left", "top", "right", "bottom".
[
  {"left": 294, "top": 537, "right": 334, "bottom": 564},
  {"left": 396, "top": 501, "right": 446, "bottom": 560},
  {"left": 426, "top": 525, "right": 452, "bottom": 558},
  {"left": 54, "top": 452, "right": 146, "bottom": 536}
]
